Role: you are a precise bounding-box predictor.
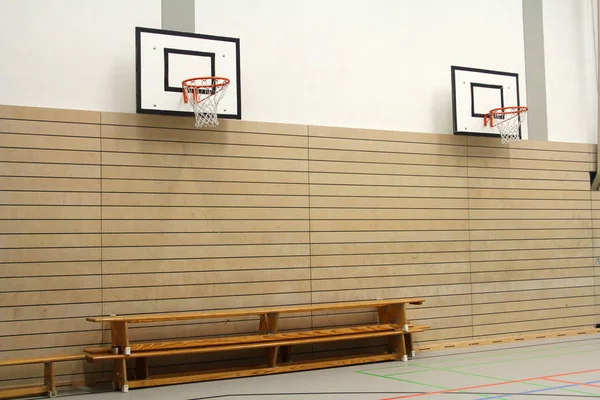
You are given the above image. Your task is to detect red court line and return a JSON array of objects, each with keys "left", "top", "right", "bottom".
[
  {"left": 381, "top": 367, "right": 600, "bottom": 400},
  {"left": 544, "top": 378, "right": 600, "bottom": 389}
]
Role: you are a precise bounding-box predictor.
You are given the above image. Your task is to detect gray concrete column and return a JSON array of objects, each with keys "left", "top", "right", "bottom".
[
  {"left": 162, "top": 0, "right": 195, "bottom": 32},
  {"left": 522, "top": 0, "right": 549, "bottom": 141}
]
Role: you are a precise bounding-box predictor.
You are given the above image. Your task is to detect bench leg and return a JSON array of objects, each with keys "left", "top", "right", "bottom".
[
  {"left": 135, "top": 358, "right": 148, "bottom": 380},
  {"left": 386, "top": 304, "right": 408, "bottom": 361},
  {"left": 405, "top": 333, "right": 415, "bottom": 358},
  {"left": 111, "top": 321, "right": 130, "bottom": 356},
  {"left": 113, "top": 359, "right": 128, "bottom": 393},
  {"left": 44, "top": 361, "right": 56, "bottom": 397},
  {"left": 396, "top": 334, "right": 408, "bottom": 362},
  {"left": 259, "top": 312, "right": 280, "bottom": 367},
  {"left": 110, "top": 321, "right": 130, "bottom": 392}
]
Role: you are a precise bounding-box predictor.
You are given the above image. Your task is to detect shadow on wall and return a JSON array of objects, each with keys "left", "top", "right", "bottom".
[{"left": 433, "top": 87, "right": 454, "bottom": 135}]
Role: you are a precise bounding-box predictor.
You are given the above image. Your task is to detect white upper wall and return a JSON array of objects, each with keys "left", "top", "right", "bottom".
[
  {"left": 0, "top": 0, "right": 161, "bottom": 113},
  {"left": 196, "top": 0, "right": 527, "bottom": 136},
  {"left": 543, "top": 0, "right": 598, "bottom": 144},
  {"left": 0, "top": 0, "right": 597, "bottom": 144}
]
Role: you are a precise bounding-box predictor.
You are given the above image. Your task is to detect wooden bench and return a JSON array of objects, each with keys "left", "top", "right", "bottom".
[
  {"left": 84, "top": 298, "right": 429, "bottom": 392},
  {"left": 0, "top": 354, "right": 84, "bottom": 399}
]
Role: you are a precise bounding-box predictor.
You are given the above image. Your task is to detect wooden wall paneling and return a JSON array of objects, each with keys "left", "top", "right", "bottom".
[
  {"left": 0, "top": 105, "right": 101, "bottom": 124},
  {"left": 0, "top": 318, "right": 96, "bottom": 337},
  {"left": 0, "top": 162, "right": 100, "bottom": 178},
  {"left": 468, "top": 156, "right": 591, "bottom": 172},
  {"left": 102, "top": 165, "right": 307, "bottom": 183},
  {"left": 102, "top": 280, "right": 311, "bottom": 302},
  {"left": 102, "top": 244, "right": 310, "bottom": 261},
  {"left": 0, "top": 261, "right": 101, "bottom": 278},
  {"left": 311, "top": 138, "right": 466, "bottom": 158},
  {"left": 102, "top": 219, "right": 309, "bottom": 234},
  {"left": 101, "top": 137, "right": 306, "bottom": 160},
  {"left": 469, "top": 198, "right": 591, "bottom": 210},
  {"left": 101, "top": 207, "right": 308, "bottom": 220},
  {"left": 1, "top": 133, "right": 100, "bottom": 152},
  {"left": 466, "top": 142, "right": 592, "bottom": 163},
  {"left": 0, "top": 247, "right": 101, "bottom": 264},
  {"left": 0, "top": 289, "right": 101, "bottom": 308},
  {"left": 310, "top": 197, "right": 468, "bottom": 209},
  {"left": 0, "top": 148, "right": 100, "bottom": 165},
  {"left": 468, "top": 178, "right": 589, "bottom": 191},
  {"left": 471, "top": 229, "right": 592, "bottom": 241},
  {"left": 469, "top": 188, "right": 592, "bottom": 200},
  {"left": 311, "top": 252, "right": 472, "bottom": 268},
  {"left": 473, "top": 316, "right": 596, "bottom": 337},
  {"left": 466, "top": 135, "right": 593, "bottom": 152},
  {"left": 309, "top": 125, "right": 467, "bottom": 145},
  {"left": 470, "top": 238, "right": 592, "bottom": 252},
  {"left": 102, "top": 293, "right": 313, "bottom": 316},
  {"left": 103, "top": 179, "right": 306, "bottom": 196},
  {"left": 101, "top": 125, "right": 307, "bottom": 147},
  {"left": 102, "top": 152, "right": 307, "bottom": 172},
  {"left": 471, "top": 267, "right": 594, "bottom": 283},
  {"left": 102, "top": 193, "right": 307, "bottom": 208},
  {"left": 101, "top": 112, "right": 308, "bottom": 135},
  {"left": 472, "top": 286, "right": 595, "bottom": 305},
  {"left": 468, "top": 141, "right": 595, "bottom": 338},
  {"left": 311, "top": 219, "right": 469, "bottom": 232},
  {"left": 0, "top": 331, "right": 102, "bottom": 352},
  {"left": 311, "top": 148, "right": 468, "bottom": 167},
  {"left": 467, "top": 167, "right": 589, "bottom": 181},
  {"left": 309, "top": 160, "right": 467, "bottom": 177},
  {"left": 308, "top": 125, "right": 471, "bottom": 345},
  {"left": 311, "top": 184, "right": 468, "bottom": 198},
  {"left": 471, "top": 258, "right": 592, "bottom": 273},
  {"left": 0, "top": 108, "right": 102, "bottom": 387},
  {"left": 102, "top": 257, "right": 310, "bottom": 274},
  {"left": 592, "top": 193, "right": 600, "bottom": 318},
  {"left": 0, "top": 275, "right": 101, "bottom": 292},
  {"left": 470, "top": 248, "right": 591, "bottom": 262},
  {"left": 0, "top": 177, "right": 100, "bottom": 192},
  {"left": 102, "top": 232, "right": 308, "bottom": 247},
  {"left": 470, "top": 219, "right": 593, "bottom": 230},
  {"left": 102, "top": 268, "right": 309, "bottom": 288},
  {"left": 311, "top": 263, "right": 471, "bottom": 280},
  {"left": 0, "top": 119, "right": 99, "bottom": 137},
  {"left": 1, "top": 106, "right": 599, "bottom": 388},
  {"left": 98, "top": 119, "right": 311, "bottom": 349},
  {"left": 311, "top": 230, "right": 470, "bottom": 243},
  {"left": 0, "top": 304, "right": 102, "bottom": 322},
  {"left": 472, "top": 295, "right": 596, "bottom": 315}
]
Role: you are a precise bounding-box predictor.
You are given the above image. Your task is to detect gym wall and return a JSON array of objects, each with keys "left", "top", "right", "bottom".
[{"left": 0, "top": 104, "right": 598, "bottom": 387}]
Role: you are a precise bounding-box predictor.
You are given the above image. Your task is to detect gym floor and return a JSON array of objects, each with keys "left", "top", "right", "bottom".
[{"left": 46, "top": 335, "right": 600, "bottom": 400}]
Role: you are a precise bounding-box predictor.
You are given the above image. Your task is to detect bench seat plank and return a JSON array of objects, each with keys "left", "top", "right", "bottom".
[
  {"left": 128, "top": 353, "right": 400, "bottom": 389},
  {"left": 86, "top": 298, "right": 425, "bottom": 324},
  {"left": 0, "top": 385, "right": 49, "bottom": 400},
  {"left": 84, "top": 324, "right": 404, "bottom": 354},
  {"left": 0, "top": 354, "right": 84, "bottom": 367},
  {"left": 86, "top": 327, "right": 427, "bottom": 361}
]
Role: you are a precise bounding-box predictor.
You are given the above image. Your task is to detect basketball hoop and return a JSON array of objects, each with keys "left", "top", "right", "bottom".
[
  {"left": 182, "top": 77, "right": 230, "bottom": 128},
  {"left": 484, "top": 106, "right": 528, "bottom": 145}
]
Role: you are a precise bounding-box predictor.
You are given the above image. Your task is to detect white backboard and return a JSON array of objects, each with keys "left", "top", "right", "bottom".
[
  {"left": 136, "top": 27, "right": 241, "bottom": 119},
  {"left": 451, "top": 66, "right": 522, "bottom": 138}
]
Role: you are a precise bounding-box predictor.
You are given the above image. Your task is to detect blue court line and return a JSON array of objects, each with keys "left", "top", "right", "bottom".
[{"left": 477, "top": 379, "right": 600, "bottom": 399}]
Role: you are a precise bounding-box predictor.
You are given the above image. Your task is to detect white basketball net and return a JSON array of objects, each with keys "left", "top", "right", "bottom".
[
  {"left": 183, "top": 78, "right": 230, "bottom": 128},
  {"left": 491, "top": 107, "right": 527, "bottom": 145}
]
